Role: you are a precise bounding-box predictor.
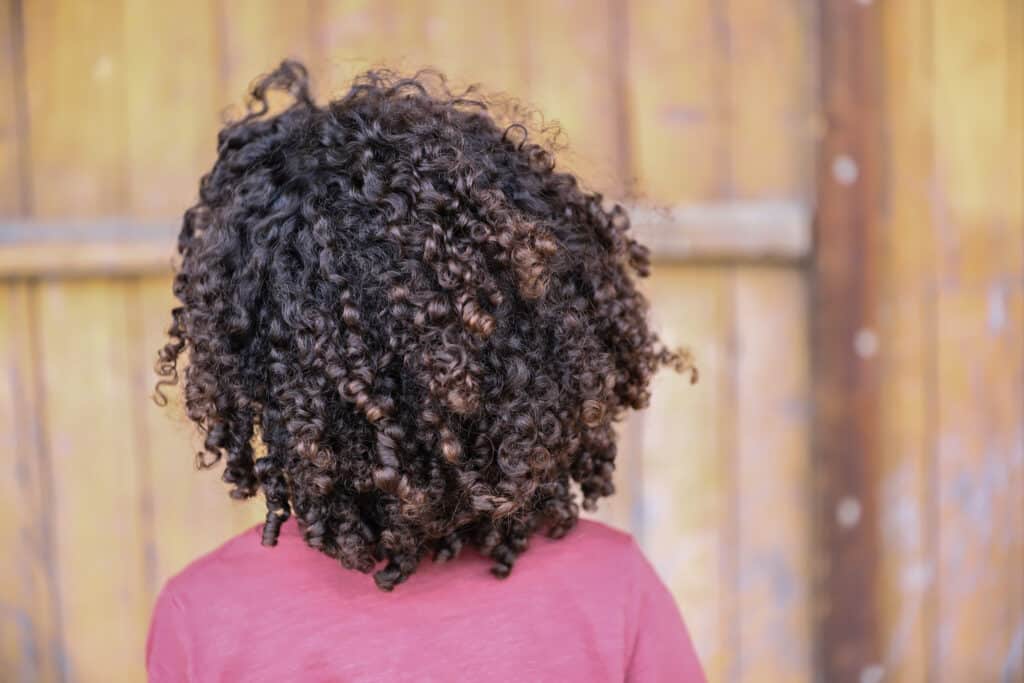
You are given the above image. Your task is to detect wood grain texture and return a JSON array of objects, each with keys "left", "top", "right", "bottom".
[
  {"left": 215, "top": 0, "right": 318, "bottom": 112},
  {"left": 0, "top": 282, "right": 64, "bottom": 682},
  {"left": 627, "top": 0, "right": 725, "bottom": 202},
  {"left": 0, "top": 0, "right": 29, "bottom": 216},
  {"left": 517, "top": 0, "right": 622, "bottom": 196},
  {"left": 876, "top": 0, "right": 936, "bottom": 680},
  {"left": 35, "top": 279, "right": 150, "bottom": 682},
  {"left": 733, "top": 268, "right": 812, "bottom": 683},
  {"left": 22, "top": 0, "right": 127, "bottom": 217},
  {"left": 21, "top": 3, "right": 150, "bottom": 680},
  {"left": 2, "top": 2, "right": 1019, "bottom": 681},
  {"left": 727, "top": 0, "right": 818, "bottom": 199},
  {"left": 638, "top": 267, "right": 731, "bottom": 683},
  {"left": 813, "top": 1, "right": 886, "bottom": 680},
  {"left": 931, "top": 1, "right": 1024, "bottom": 679},
  {"left": 123, "top": 0, "right": 220, "bottom": 218}
]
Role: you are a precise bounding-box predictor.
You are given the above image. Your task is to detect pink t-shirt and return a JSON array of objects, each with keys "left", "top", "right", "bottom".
[{"left": 146, "top": 516, "right": 705, "bottom": 682}]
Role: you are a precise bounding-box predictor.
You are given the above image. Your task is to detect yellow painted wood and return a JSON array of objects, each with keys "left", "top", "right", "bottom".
[
  {"left": 122, "top": 0, "right": 221, "bottom": 217},
  {"left": 727, "top": 0, "right": 817, "bottom": 199},
  {"left": 316, "top": 0, "right": 524, "bottom": 93},
  {"left": 0, "top": 2, "right": 1018, "bottom": 681},
  {"left": 875, "top": 0, "right": 935, "bottom": 680},
  {"left": 21, "top": 3, "right": 150, "bottom": 680},
  {"left": 628, "top": 0, "right": 724, "bottom": 202},
  {"left": 0, "top": 0, "right": 23, "bottom": 216},
  {"left": 517, "top": 0, "right": 622, "bottom": 196},
  {"left": 35, "top": 279, "right": 150, "bottom": 682},
  {"left": 733, "top": 268, "right": 812, "bottom": 682},
  {"left": 639, "top": 266, "right": 731, "bottom": 683},
  {"left": 932, "top": 1, "right": 1024, "bottom": 680},
  {"left": 217, "top": 0, "right": 318, "bottom": 115},
  {"left": 0, "top": 283, "right": 63, "bottom": 682},
  {"left": 22, "top": 0, "right": 127, "bottom": 216}
]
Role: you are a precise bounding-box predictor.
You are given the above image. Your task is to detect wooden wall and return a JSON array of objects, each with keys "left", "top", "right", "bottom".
[{"left": 0, "top": 1, "right": 1019, "bottom": 682}]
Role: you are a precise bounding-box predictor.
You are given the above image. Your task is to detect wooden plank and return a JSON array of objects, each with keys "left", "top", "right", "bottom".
[
  {"left": 638, "top": 267, "right": 731, "bottom": 683},
  {"left": 0, "top": 282, "right": 64, "bottom": 682},
  {"left": 216, "top": 0, "right": 318, "bottom": 114},
  {"left": 519, "top": 0, "right": 623, "bottom": 196},
  {"left": 0, "top": 0, "right": 29, "bottom": 216},
  {"left": 0, "top": 200, "right": 813, "bottom": 277},
  {"left": 34, "top": 279, "right": 149, "bottom": 682},
  {"left": 22, "top": 0, "right": 127, "bottom": 216},
  {"left": 627, "top": 0, "right": 726, "bottom": 202},
  {"left": 20, "top": 2, "right": 152, "bottom": 680},
  {"left": 733, "top": 268, "right": 813, "bottom": 682},
  {"left": 931, "top": 1, "right": 1024, "bottom": 679},
  {"left": 122, "top": 0, "right": 220, "bottom": 218},
  {"left": 812, "top": 1, "right": 886, "bottom": 680},
  {"left": 628, "top": 201, "right": 810, "bottom": 263},
  {"left": 315, "top": 0, "right": 526, "bottom": 91},
  {"left": 727, "top": 0, "right": 818, "bottom": 199},
  {"left": 0, "top": 241, "right": 175, "bottom": 278},
  {"left": 135, "top": 275, "right": 262, "bottom": 590},
  {"left": 875, "top": 0, "right": 936, "bottom": 680},
  {"left": 314, "top": 0, "right": 430, "bottom": 85}
]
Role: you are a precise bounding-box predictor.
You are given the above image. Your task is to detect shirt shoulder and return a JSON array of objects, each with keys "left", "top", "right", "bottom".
[
  {"left": 556, "top": 517, "right": 638, "bottom": 555},
  {"left": 548, "top": 517, "right": 650, "bottom": 577},
  {"left": 160, "top": 522, "right": 266, "bottom": 597}
]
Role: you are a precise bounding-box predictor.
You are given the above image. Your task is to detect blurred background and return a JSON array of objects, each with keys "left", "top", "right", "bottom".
[{"left": 0, "top": 0, "right": 1020, "bottom": 681}]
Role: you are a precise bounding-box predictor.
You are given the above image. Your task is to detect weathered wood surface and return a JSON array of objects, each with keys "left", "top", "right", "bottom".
[
  {"left": 814, "top": 2, "right": 1024, "bottom": 683},
  {"left": 0, "top": 202, "right": 811, "bottom": 277},
  {"left": 813, "top": 1, "right": 886, "bottom": 679},
  {"left": 0, "top": 1, "right": 1019, "bottom": 682}
]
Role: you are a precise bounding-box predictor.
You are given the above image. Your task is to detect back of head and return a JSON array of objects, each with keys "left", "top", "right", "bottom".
[{"left": 156, "top": 60, "right": 694, "bottom": 590}]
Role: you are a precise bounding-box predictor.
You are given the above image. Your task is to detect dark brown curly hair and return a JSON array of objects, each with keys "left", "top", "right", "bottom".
[{"left": 156, "top": 60, "right": 694, "bottom": 591}]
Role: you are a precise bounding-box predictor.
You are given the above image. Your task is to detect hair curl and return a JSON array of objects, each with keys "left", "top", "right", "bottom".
[{"left": 155, "top": 59, "right": 695, "bottom": 590}]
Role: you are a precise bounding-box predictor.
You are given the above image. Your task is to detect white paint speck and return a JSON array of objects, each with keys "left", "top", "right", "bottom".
[
  {"left": 856, "top": 0, "right": 874, "bottom": 6},
  {"left": 860, "top": 664, "right": 885, "bottom": 683},
  {"left": 987, "top": 284, "right": 1007, "bottom": 331},
  {"left": 833, "top": 154, "right": 859, "bottom": 185},
  {"left": 92, "top": 55, "right": 114, "bottom": 82},
  {"left": 854, "top": 328, "right": 879, "bottom": 358},
  {"left": 837, "top": 496, "right": 862, "bottom": 529},
  {"left": 902, "top": 562, "right": 934, "bottom": 591}
]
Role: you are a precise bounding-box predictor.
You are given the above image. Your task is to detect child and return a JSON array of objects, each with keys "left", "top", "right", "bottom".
[{"left": 147, "top": 59, "right": 705, "bottom": 682}]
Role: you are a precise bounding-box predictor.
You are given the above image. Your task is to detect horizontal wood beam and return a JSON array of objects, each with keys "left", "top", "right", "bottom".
[
  {"left": 0, "top": 200, "right": 811, "bottom": 278},
  {"left": 628, "top": 200, "right": 810, "bottom": 263}
]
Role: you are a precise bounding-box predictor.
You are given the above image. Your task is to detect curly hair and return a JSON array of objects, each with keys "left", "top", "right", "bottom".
[{"left": 155, "top": 59, "right": 694, "bottom": 591}]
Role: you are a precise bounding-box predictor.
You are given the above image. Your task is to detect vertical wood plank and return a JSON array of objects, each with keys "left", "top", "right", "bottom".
[
  {"left": 639, "top": 267, "right": 731, "bottom": 683},
  {"left": 931, "top": 1, "right": 1024, "bottom": 679},
  {"left": 0, "top": 283, "right": 64, "bottom": 682},
  {"left": 216, "top": 0, "right": 318, "bottom": 112},
  {"left": 22, "top": 0, "right": 127, "bottom": 216},
  {"left": 314, "top": 0, "right": 526, "bottom": 108},
  {"left": 123, "top": 0, "right": 220, "bottom": 218},
  {"left": 21, "top": 1, "right": 151, "bottom": 680},
  {"left": 734, "top": 267, "right": 813, "bottom": 683},
  {"left": 727, "top": 0, "right": 818, "bottom": 200},
  {"left": 627, "top": 0, "right": 726, "bottom": 203},
  {"left": 34, "top": 280, "right": 149, "bottom": 683},
  {"left": 813, "top": 1, "right": 886, "bottom": 680},
  {"left": 518, "top": 0, "right": 622, "bottom": 196},
  {"left": 876, "top": 0, "right": 936, "bottom": 680},
  {"left": 0, "top": 0, "right": 29, "bottom": 216}
]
